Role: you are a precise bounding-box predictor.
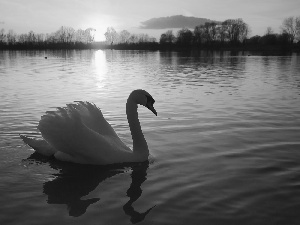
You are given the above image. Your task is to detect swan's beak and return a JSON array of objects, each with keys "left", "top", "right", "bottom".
[{"left": 146, "top": 103, "right": 157, "bottom": 116}]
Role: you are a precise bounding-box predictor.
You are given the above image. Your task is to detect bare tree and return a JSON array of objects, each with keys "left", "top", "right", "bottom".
[
  {"left": 6, "top": 29, "right": 16, "bottom": 44},
  {"left": 0, "top": 28, "right": 6, "bottom": 44},
  {"left": 104, "top": 27, "right": 118, "bottom": 44},
  {"left": 27, "top": 31, "right": 36, "bottom": 43},
  {"left": 119, "top": 30, "right": 130, "bottom": 43},
  {"left": 138, "top": 33, "right": 150, "bottom": 43},
  {"left": 297, "top": 17, "right": 300, "bottom": 42},
  {"left": 160, "top": 30, "right": 176, "bottom": 44},
  {"left": 149, "top": 37, "right": 157, "bottom": 42},
  {"left": 281, "top": 16, "right": 300, "bottom": 43},
  {"left": 55, "top": 26, "right": 67, "bottom": 43},
  {"left": 45, "top": 32, "right": 57, "bottom": 43},
  {"left": 36, "top": 33, "right": 45, "bottom": 43},
  {"left": 65, "top": 27, "right": 75, "bottom": 43},
  {"left": 84, "top": 28, "right": 96, "bottom": 43},
  {"left": 165, "top": 30, "right": 176, "bottom": 43},
  {"left": 75, "top": 29, "right": 85, "bottom": 43},
  {"left": 266, "top": 27, "right": 274, "bottom": 35},
  {"left": 222, "top": 18, "right": 249, "bottom": 43},
  {"left": 18, "top": 33, "right": 28, "bottom": 43},
  {"left": 128, "top": 34, "right": 139, "bottom": 43}
]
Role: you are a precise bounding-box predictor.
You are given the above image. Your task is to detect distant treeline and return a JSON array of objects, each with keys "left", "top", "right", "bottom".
[
  {"left": 1, "top": 16, "right": 299, "bottom": 51},
  {"left": 0, "top": 26, "right": 96, "bottom": 50},
  {"left": 106, "top": 17, "right": 300, "bottom": 51}
]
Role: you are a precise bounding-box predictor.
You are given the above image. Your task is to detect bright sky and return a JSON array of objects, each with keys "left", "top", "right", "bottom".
[{"left": 0, "top": 0, "right": 299, "bottom": 41}]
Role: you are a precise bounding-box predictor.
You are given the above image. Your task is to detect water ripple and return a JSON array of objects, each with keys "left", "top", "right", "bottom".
[{"left": 1, "top": 50, "right": 300, "bottom": 224}]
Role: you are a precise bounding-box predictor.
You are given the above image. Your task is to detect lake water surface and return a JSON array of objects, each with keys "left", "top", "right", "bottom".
[{"left": 1, "top": 50, "right": 300, "bottom": 224}]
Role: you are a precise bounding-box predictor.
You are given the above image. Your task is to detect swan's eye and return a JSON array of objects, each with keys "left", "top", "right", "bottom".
[{"left": 146, "top": 95, "right": 155, "bottom": 105}]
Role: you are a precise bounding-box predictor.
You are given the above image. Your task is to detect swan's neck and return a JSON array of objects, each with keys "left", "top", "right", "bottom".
[{"left": 126, "top": 99, "right": 149, "bottom": 157}]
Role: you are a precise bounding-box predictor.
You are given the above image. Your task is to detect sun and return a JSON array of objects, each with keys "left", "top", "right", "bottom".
[
  {"left": 93, "top": 28, "right": 106, "bottom": 42},
  {"left": 84, "top": 15, "right": 117, "bottom": 42}
]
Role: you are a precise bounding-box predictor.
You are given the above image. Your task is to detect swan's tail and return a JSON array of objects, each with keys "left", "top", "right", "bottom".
[{"left": 20, "top": 135, "right": 56, "bottom": 156}]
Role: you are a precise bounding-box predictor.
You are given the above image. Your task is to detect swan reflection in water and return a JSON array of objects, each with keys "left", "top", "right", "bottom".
[{"left": 26, "top": 153, "right": 155, "bottom": 223}]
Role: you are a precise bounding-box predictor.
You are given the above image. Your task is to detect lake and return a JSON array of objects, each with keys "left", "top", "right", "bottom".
[{"left": 0, "top": 49, "right": 300, "bottom": 225}]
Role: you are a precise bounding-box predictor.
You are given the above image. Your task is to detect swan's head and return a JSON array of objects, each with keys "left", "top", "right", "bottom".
[{"left": 129, "top": 89, "right": 157, "bottom": 116}]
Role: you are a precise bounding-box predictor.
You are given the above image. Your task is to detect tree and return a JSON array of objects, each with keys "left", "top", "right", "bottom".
[
  {"left": 56, "top": 26, "right": 67, "bottom": 43},
  {"left": 165, "top": 30, "right": 176, "bottom": 43},
  {"left": 203, "top": 22, "right": 218, "bottom": 43},
  {"left": 27, "top": 31, "right": 36, "bottom": 43},
  {"left": 75, "top": 29, "right": 85, "bottom": 43},
  {"left": 160, "top": 30, "right": 175, "bottom": 44},
  {"left": 260, "top": 33, "right": 277, "bottom": 45},
  {"left": 259, "top": 27, "right": 276, "bottom": 45},
  {"left": 0, "top": 29, "right": 6, "bottom": 44},
  {"left": 266, "top": 27, "right": 274, "bottom": 35},
  {"left": 84, "top": 28, "right": 96, "bottom": 43},
  {"left": 104, "top": 27, "right": 118, "bottom": 44},
  {"left": 194, "top": 25, "right": 205, "bottom": 45},
  {"left": 128, "top": 34, "right": 139, "bottom": 43},
  {"left": 248, "top": 35, "right": 261, "bottom": 45},
  {"left": 138, "top": 33, "right": 150, "bottom": 43},
  {"left": 159, "top": 33, "right": 167, "bottom": 44},
  {"left": 119, "top": 30, "right": 130, "bottom": 43},
  {"left": 18, "top": 33, "right": 28, "bottom": 43},
  {"left": 7, "top": 29, "right": 17, "bottom": 44},
  {"left": 45, "top": 32, "right": 56, "bottom": 43},
  {"left": 176, "top": 28, "right": 193, "bottom": 46},
  {"left": 281, "top": 16, "right": 300, "bottom": 43},
  {"left": 222, "top": 18, "right": 249, "bottom": 43},
  {"left": 65, "top": 27, "right": 75, "bottom": 43},
  {"left": 277, "top": 33, "right": 290, "bottom": 45},
  {"left": 217, "top": 24, "right": 227, "bottom": 43},
  {"left": 36, "top": 33, "right": 44, "bottom": 43},
  {"left": 149, "top": 37, "right": 157, "bottom": 42}
]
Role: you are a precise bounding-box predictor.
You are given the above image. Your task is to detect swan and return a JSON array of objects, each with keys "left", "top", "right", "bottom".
[{"left": 20, "top": 89, "right": 157, "bottom": 165}]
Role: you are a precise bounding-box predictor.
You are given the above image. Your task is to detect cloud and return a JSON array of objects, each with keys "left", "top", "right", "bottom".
[{"left": 140, "top": 15, "right": 219, "bottom": 29}]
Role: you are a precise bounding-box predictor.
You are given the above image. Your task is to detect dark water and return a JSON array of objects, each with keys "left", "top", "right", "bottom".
[{"left": 0, "top": 50, "right": 300, "bottom": 224}]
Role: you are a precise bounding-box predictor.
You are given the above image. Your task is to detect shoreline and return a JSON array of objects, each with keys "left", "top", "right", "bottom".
[{"left": 1, "top": 42, "right": 299, "bottom": 53}]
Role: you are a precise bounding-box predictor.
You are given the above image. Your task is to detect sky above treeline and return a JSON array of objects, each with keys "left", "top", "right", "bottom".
[{"left": 0, "top": 0, "right": 299, "bottom": 41}]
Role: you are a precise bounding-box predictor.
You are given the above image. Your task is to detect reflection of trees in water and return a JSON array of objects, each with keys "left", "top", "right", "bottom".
[{"left": 26, "top": 153, "right": 155, "bottom": 222}]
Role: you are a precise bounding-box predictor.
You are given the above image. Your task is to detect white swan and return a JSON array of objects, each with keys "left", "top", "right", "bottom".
[{"left": 20, "top": 89, "right": 157, "bottom": 165}]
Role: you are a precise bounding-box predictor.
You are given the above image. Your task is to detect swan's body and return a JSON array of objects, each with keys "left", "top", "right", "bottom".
[{"left": 21, "top": 89, "right": 157, "bottom": 165}]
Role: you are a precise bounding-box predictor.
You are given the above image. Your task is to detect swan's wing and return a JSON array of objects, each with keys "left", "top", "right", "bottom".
[
  {"left": 66, "top": 101, "right": 119, "bottom": 138},
  {"left": 37, "top": 106, "right": 117, "bottom": 161}
]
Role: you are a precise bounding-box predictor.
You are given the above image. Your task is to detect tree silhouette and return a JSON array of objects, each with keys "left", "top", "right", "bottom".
[
  {"left": 160, "top": 30, "right": 175, "bottom": 44},
  {"left": 119, "top": 30, "right": 130, "bottom": 43},
  {"left": 104, "top": 27, "right": 118, "bottom": 44},
  {"left": 176, "top": 28, "right": 193, "bottom": 46},
  {"left": 281, "top": 16, "right": 300, "bottom": 43},
  {"left": 0, "top": 16, "right": 299, "bottom": 50}
]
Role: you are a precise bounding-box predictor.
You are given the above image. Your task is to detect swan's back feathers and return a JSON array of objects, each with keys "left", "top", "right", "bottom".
[
  {"left": 39, "top": 101, "right": 118, "bottom": 137},
  {"left": 70, "top": 101, "right": 118, "bottom": 137}
]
